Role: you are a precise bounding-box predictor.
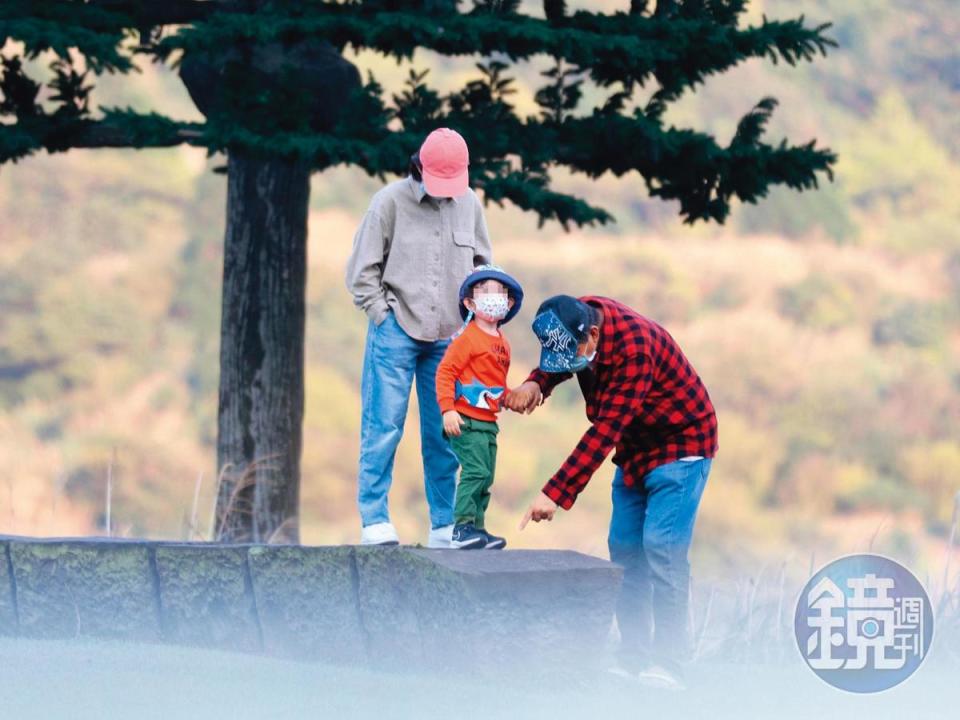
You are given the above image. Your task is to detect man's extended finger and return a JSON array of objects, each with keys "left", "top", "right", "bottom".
[{"left": 519, "top": 509, "right": 532, "bottom": 530}]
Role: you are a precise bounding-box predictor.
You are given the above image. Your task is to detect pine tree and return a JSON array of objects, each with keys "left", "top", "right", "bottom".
[{"left": 1, "top": 0, "right": 836, "bottom": 543}]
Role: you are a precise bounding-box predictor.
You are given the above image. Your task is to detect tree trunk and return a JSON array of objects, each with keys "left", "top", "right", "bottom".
[{"left": 214, "top": 150, "right": 310, "bottom": 543}]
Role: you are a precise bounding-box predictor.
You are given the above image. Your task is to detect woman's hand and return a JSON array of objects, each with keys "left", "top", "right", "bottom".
[{"left": 443, "top": 410, "right": 465, "bottom": 437}]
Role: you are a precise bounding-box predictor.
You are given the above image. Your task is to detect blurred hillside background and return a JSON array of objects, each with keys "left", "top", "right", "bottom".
[{"left": 1, "top": 0, "right": 958, "bottom": 596}]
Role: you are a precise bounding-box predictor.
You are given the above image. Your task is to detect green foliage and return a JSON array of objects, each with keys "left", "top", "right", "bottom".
[
  {"left": 1, "top": 0, "right": 837, "bottom": 228},
  {"left": 899, "top": 442, "right": 960, "bottom": 531},
  {"left": 0, "top": 0, "right": 135, "bottom": 72},
  {"left": 737, "top": 182, "right": 855, "bottom": 242},
  {"left": 777, "top": 273, "right": 858, "bottom": 330},
  {"left": 872, "top": 301, "right": 947, "bottom": 349}
]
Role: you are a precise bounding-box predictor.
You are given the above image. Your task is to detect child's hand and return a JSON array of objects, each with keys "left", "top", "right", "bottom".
[
  {"left": 443, "top": 410, "right": 465, "bottom": 437},
  {"left": 504, "top": 381, "right": 542, "bottom": 414}
]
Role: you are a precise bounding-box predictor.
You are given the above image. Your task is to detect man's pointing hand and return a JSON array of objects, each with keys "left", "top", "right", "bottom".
[{"left": 519, "top": 492, "right": 559, "bottom": 530}]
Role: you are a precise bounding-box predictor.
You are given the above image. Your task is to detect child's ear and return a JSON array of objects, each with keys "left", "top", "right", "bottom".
[{"left": 507, "top": 297, "right": 516, "bottom": 309}]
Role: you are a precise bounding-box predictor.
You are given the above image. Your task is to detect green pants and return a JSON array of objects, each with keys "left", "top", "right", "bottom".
[{"left": 445, "top": 416, "right": 498, "bottom": 528}]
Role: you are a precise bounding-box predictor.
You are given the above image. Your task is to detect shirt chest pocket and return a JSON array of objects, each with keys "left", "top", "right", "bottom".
[
  {"left": 452, "top": 230, "right": 477, "bottom": 270},
  {"left": 453, "top": 230, "right": 476, "bottom": 251}
]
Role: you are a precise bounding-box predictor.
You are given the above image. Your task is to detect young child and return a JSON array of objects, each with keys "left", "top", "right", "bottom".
[{"left": 435, "top": 264, "right": 524, "bottom": 549}]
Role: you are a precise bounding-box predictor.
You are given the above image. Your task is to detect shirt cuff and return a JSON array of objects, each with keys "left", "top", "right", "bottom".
[
  {"left": 526, "top": 370, "right": 551, "bottom": 397},
  {"left": 365, "top": 299, "right": 390, "bottom": 326},
  {"left": 542, "top": 479, "right": 576, "bottom": 510}
]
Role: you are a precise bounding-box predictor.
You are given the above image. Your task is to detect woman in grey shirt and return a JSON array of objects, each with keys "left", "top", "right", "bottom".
[{"left": 345, "top": 128, "right": 493, "bottom": 546}]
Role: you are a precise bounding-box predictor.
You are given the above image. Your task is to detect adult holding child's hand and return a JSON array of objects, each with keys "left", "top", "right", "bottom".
[
  {"left": 514, "top": 294, "right": 718, "bottom": 690},
  {"left": 503, "top": 380, "right": 541, "bottom": 413}
]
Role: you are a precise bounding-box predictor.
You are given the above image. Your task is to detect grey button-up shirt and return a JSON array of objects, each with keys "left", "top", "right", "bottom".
[{"left": 345, "top": 175, "right": 493, "bottom": 342}]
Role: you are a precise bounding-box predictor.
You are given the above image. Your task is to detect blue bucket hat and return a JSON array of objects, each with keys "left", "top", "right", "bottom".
[
  {"left": 457, "top": 264, "right": 524, "bottom": 325},
  {"left": 532, "top": 295, "right": 595, "bottom": 372}
]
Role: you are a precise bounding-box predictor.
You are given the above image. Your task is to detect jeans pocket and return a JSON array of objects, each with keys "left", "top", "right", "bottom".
[{"left": 374, "top": 307, "right": 392, "bottom": 328}]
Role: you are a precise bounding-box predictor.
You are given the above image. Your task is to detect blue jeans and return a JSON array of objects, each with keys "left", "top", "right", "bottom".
[
  {"left": 357, "top": 311, "right": 458, "bottom": 529},
  {"left": 608, "top": 458, "right": 711, "bottom": 672}
]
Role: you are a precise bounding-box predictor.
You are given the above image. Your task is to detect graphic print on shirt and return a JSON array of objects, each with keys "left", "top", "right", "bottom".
[
  {"left": 490, "top": 338, "right": 509, "bottom": 371},
  {"left": 455, "top": 378, "right": 505, "bottom": 410}
]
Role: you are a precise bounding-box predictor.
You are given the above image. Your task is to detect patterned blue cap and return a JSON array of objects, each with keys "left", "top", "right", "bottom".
[
  {"left": 532, "top": 308, "right": 583, "bottom": 372},
  {"left": 532, "top": 295, "right": 594, "bottom": 372}
]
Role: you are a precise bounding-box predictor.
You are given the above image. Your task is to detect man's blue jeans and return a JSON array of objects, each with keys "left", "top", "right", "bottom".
[
  {"left": 357, "top": 311, "right": 458, "bottom": 529},
  {"left": 608, "top": 458, "right": 711, "bottom": 672}
]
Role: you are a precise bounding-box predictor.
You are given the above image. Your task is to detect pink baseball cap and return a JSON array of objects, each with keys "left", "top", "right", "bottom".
[{"left": 419, "top": 128, "right": 469, "bottom": 198}]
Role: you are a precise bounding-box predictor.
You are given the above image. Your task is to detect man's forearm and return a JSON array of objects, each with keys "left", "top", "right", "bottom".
[
  {"left": 542, "top": 415, "right": 624, "bottom": 509},
  {"left": 526, "top": 367, "right": 572, "bottom": 400}
]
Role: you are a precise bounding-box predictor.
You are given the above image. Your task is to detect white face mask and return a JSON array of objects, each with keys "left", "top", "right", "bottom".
[
  {"left": 568, "top": 347, "right": 596, "bottom": 372},
  {"left": 473, "top": 293, "right": 510, "bottom": 322}
]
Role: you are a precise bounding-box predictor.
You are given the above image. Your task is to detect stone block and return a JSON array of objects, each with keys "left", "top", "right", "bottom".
[
  {"left": 154, "top": 543, "right": 261, "bottom": 653},
  {"left": 9, "top": 538, "right": 160, "bottom": 641},
  {"left": 406, "top": 548, "right": 622, "bottom": 669},
  {"left": 0, "top": 539, "right": 17, "bottom": 636},
  {"left": 247, "top": 545, "right": 364, "bottom": 663}
]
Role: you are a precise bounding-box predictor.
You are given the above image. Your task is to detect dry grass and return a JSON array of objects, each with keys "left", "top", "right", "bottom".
[
  {"left": 690, "top": 494, "right": 960, "bottom": 666},
  {"left": 211, "top": 455, "right": 299, "bottom": 543}
]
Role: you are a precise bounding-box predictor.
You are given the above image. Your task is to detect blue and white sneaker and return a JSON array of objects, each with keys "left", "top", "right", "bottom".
[
  {"left": 481, "top": 529, "right": 506, "bottom": 550},
  {"left": 450, "top": 523, "right": 486, "bottom": 549}
]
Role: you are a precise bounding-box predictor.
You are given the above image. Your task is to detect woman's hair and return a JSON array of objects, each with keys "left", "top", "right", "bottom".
[{"left": 408, "top": 151, "right": 423, "bottom": 181}]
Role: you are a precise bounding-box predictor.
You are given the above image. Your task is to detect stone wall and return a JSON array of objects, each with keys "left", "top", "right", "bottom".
[{"left": 0, "top": 536, "right": 622, "bottom": 670}]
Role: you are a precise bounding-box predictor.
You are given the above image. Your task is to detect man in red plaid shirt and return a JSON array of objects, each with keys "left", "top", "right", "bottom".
[{"left": 508, "top": 294, "right": 718, "bottom": 689}]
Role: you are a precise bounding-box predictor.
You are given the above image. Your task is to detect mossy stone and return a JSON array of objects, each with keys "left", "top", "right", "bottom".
[
  {"left": 9, "top": 538, "right": 160, "bottom": 641},
  {"left": 247, "top": 545, "right": 364, "bottom": 663},
  {"left": 0, "top": 540, "right": 17, "bottom": 636},
  {"left": 154, "top": 543, "right": 261, "bottom": 653},
  {"left": 406, "top": 549, "right": 622, "bottom": 669},
  {"left": 353, "top": 546, "right": 465, "bottom": 669}
]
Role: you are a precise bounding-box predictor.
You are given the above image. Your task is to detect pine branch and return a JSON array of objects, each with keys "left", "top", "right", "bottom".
[
  {"left": 479, "top": 169, "right": 614, "bottom": 231},
  {"left": 0, "top": 110, "right": 203, "bottom": 164},
  {"left": 155, "top": 5, "right": 835, "bottom": 94},
  {"left": 1, "top": 2, "right": 136, "bottom": 72},
  {"left": 1, "top": 1, "right": 839, "bottom": 229}
]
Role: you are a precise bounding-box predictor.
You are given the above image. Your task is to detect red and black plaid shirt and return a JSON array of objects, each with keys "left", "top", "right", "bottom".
[{"left": 526, "top": 296, "right": 718, "bottom": 510}]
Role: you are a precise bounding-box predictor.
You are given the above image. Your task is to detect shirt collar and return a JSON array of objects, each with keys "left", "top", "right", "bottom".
[{"left": 408, "top": 175, "right": 460, "bottom": 206}]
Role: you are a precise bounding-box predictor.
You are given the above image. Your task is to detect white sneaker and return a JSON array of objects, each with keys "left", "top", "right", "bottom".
[
  {"left": 426, "top": 524, "right": 454, "bottom": 548},
  {"left": 605, "top": 665, "right": 633, "bottom": 679},
  {"left": 636, "top": 665, "right": 686, "bottom": 691},
  {"left": 360, "top": 522, "right": 400, "bottom": 545}
]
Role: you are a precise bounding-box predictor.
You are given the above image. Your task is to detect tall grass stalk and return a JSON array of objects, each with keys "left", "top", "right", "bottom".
[
  {"left": 187, "top": 472, "right": 203, "bottom": 541},
  {"left": 105, "top": 448, "right": 116, "bottom": 537},
  {"left": 937, "top": 491, "right": 960, "bottom": 617}
]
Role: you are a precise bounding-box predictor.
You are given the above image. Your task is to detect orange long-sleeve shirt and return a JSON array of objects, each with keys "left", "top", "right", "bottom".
[{"left": 436, "top": 321, "right": 511, "bottom": 423}]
